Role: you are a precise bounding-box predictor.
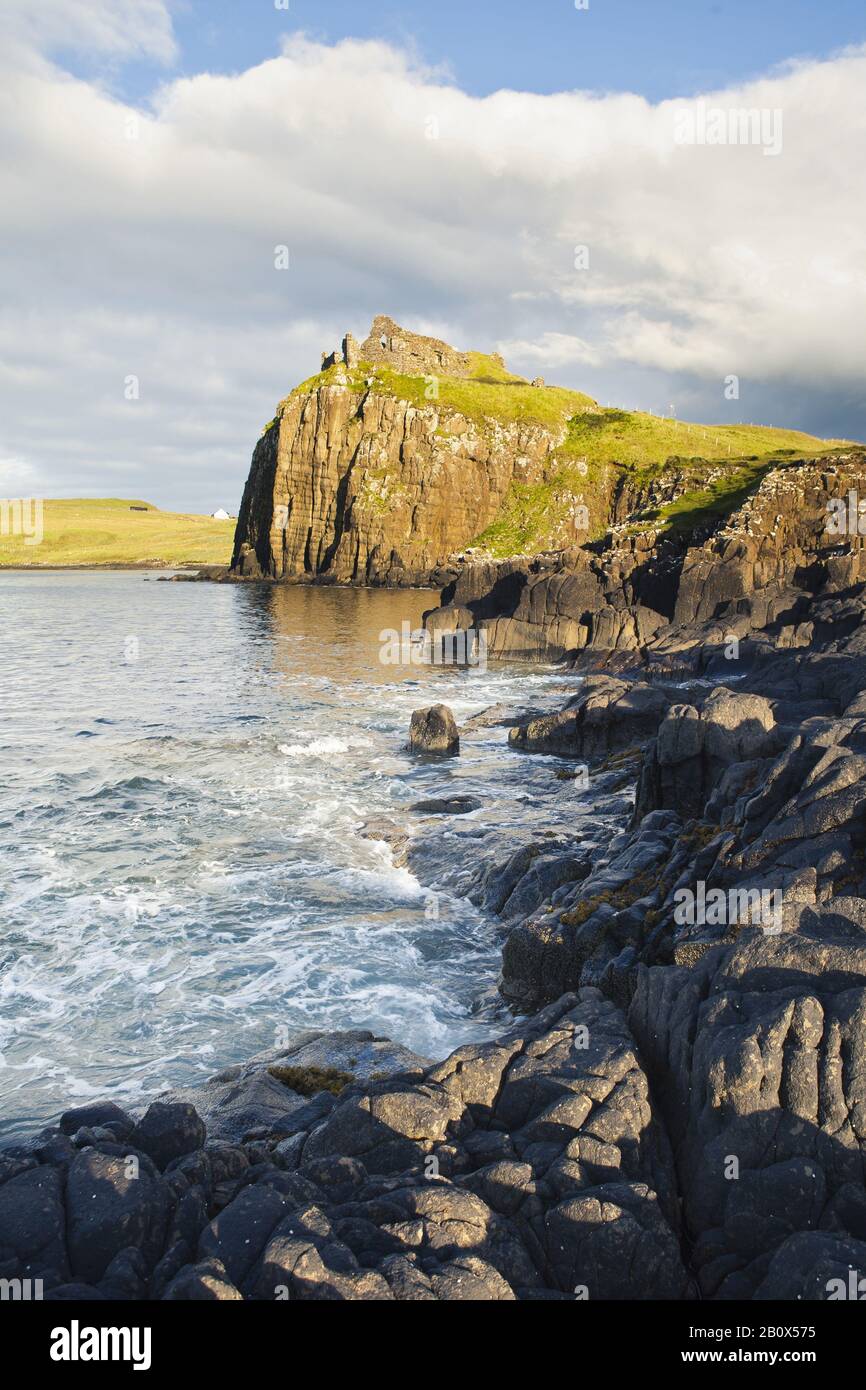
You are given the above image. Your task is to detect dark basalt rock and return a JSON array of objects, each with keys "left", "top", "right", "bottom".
[
  {"left": 59, "top": 1101, "right": 135, "bottom": 1139},
  {"left": 0, "top": 999, "right": 691, "bottom": 1301},
  {"left": 509, "top": 676, "right": 671, "bottom": 760},
  {"left": 130, "top": 1103, "right": 206, "bottom": 1171},
  {"left": 410, "top": 795, "right": 480, "bottom": 815},
  {"left": 66, "top": 1149, "right": 171, "bottom": 1285}
]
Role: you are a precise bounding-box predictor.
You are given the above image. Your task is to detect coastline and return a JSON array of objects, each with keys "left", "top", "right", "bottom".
[
  {"left": 5, "top": 449, "right": 866, "bottom": 1299},
  {"left": 0, "top": 562, "right": 217, "bottom": 572}
]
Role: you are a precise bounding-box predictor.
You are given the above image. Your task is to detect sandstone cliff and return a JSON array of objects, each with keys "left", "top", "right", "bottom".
[
  {"left": 231, "top": 317, "right": 849, "bottom": 589},
  {"left": 231, "top": 318, "right": 607, "bottom": 585},
  {"left": 232, "top": 376, "right": 562, "bottom": 586}
]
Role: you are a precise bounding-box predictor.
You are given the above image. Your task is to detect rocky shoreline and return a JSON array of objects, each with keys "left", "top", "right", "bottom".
[{"left": 4, "top": 453, "right": 866, "bottom": 1301}]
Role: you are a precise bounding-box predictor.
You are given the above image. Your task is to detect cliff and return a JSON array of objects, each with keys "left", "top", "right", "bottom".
[
  {"left": 426, "top": 450, "right": 866, "bottom": 660},
  {"left": 231, "top": 316, "right": 844, "bottom": 586},
  {"left": 231, "top": 316, "right": 593, "bottom": 584}
]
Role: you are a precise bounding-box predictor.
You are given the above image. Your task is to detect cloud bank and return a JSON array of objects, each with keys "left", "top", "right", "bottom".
[{"left": 1, "top": 5, "right": 863, "bottom": 509}]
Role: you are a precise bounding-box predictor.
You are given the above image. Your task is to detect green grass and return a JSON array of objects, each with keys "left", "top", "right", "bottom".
[
  {"left": 644, "top": 459, "right": 779, "bottom": 533},
  {"left": 554, "top": 408, "right": 850, "bottom": 477},
  {"left": 475, "top": 409, "right": 855, "bottom": 555},
  {"left": 381, "top": 368, "right": 596, "bottom": 430},
  {"left": 465, "top": 351, "right": 527, "bottom": 384},
  {"left": 285, "top": 359, "right": 596, "bottom": 431},
  {"left": 278, "top": 361, "right": 858, "bottom": 558},
  {"left": 474, "top": 466, "right": 605, "bottom": 557},
  {"left": 0, "top": 498, "right": 235, "bottom": 568}
]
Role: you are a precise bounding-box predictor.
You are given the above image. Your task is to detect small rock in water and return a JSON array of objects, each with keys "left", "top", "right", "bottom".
[
  {"left": 408, "top": 704, "right": 459, "bottom": 755},
  {"left": 410, "top": 795, "right": 480, "bottom": 815}
]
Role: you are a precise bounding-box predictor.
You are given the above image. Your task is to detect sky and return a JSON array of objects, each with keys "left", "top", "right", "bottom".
[{"left": 1, "top": 0, "right": 864, "bottom": 512}]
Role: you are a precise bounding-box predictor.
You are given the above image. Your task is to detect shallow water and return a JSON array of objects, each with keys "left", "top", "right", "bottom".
[{"left": 0, "top": 571, "right": 586, "bottom": 1137}]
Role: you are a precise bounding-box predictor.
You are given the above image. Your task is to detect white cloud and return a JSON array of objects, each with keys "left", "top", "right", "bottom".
[
  {"left": 496, "top": 333, "right": 603, "bottom": 369},
  {"left": 0, "top": 29, "right": 863, "bottom": 507},
  {"left": 0, "top": 456, "right": 39, "bottom": 493},
  {"left": 3, "top": 0, "right": 177, "bottom": 67}
]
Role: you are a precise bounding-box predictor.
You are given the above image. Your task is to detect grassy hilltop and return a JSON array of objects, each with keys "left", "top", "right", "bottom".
[
  {"left": 281, "top": 354, "right": 855, "bottom": 559},
  {"left": 476, "top": 408, "right": 855, "bottom": 556},
  {"left": 0, "top": 498, "right": 234, "bottom": 568},
  {"left": 5, "top": 351, "right": 855, "bottom": 570}
]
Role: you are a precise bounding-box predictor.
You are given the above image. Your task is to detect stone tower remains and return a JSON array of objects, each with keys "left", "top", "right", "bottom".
[{"left": 320, "top": 315, "right": 473, "bottom": 378}]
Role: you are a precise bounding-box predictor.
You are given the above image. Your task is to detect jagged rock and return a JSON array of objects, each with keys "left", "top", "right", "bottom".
[
  {"left": 158, "top": 1029, "right": 428, "bottom": 1143},
  {"left": 635, "top": 688, "right": 777, "bottom": 820},
  {"left": 509, "top": 676, "right": 670, "bottom": 759},
  {"left": 500, "top": 812, "right": 682, "bottom": 1010},
  {"left": 498, "top": 850, "right": 589, "bottom": 922}
]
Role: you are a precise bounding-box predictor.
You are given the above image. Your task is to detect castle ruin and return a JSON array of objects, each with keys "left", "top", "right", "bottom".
[{"left": 321, "top": 315, "right": 484, "bottom": 378}]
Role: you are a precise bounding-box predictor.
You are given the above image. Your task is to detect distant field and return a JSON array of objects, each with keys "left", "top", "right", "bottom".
[{"left": 0, "top": 498, "right": 235, "bottom": 568}]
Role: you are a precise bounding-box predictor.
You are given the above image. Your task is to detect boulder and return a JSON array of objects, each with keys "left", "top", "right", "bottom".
[
  {"left": 408, "top": 704, "right": 459, "bottom": 755},
  {"left": 66, "top": 1150, "right": 172, "bottom": 1285},
  {"left": 60, "top": 1101, "right": 134, "bottom": 1139},
  {"left": 130, "top": 1103, "right": 206, "bottom": 1170}
]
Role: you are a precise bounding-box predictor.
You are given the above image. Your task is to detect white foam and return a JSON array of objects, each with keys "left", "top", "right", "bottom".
[{"left": 278, "top": 735, "right": 353, "bottom": 758}]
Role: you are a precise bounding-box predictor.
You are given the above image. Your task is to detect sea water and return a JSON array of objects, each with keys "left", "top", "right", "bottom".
[{"left": 0, "top": 571, "right": 586, "bottom": 1136}]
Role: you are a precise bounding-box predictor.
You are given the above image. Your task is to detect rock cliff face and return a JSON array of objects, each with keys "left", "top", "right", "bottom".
[
  {"left": 425, "top": 451, "right": 866, "bottom": 660},
  {"left": 231, "top": 315, "right": 586, "bottom": 585},
  {"left": 232, "top": 375, "right": 560, "bottom": 585},
  {"left": 230, "top": 317, "right": 849, "bottom": 591}
]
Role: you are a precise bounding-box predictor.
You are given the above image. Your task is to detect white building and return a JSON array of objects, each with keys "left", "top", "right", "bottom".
[{"left": 211, "top": 507, "right": 231, "bottom": 520}]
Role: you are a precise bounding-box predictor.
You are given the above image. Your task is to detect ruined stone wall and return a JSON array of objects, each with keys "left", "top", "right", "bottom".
[{"left": 358, "top": 315, "right": 472, "bottom": 378}]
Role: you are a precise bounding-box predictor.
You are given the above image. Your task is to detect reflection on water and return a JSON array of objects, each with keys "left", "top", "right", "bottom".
[{"left": 0, "top": 571, "right": 582, "bottom": 1137}]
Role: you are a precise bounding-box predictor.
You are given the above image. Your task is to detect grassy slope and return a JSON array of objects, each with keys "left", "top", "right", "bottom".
[
  {"left": 282, "top": 360, "right": 855, "bottom": 558},
  {"left": 286, "top": 358, "right": 596, "bottom": 431},
  {"left": 554, "top": 408, "right": 847, "bottom": 475},
  {"left": 0, "top": 499, "right": 234, "bottom": 568},
  {"left": 476, "top": 409, "right": 855, "bottom": 556}
]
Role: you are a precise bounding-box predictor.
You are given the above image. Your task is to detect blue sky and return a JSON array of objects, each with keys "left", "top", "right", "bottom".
[
  {"left": 1, "top": 0, "right": 865, "bottom": 511},
  {"left": 68, "top": 0, "right": 866, "bottom": 104}
]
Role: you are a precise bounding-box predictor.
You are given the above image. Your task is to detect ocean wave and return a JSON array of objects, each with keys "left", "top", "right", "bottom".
[{"left": 278, "top": 735, "right": 353, "bottom": 758}]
